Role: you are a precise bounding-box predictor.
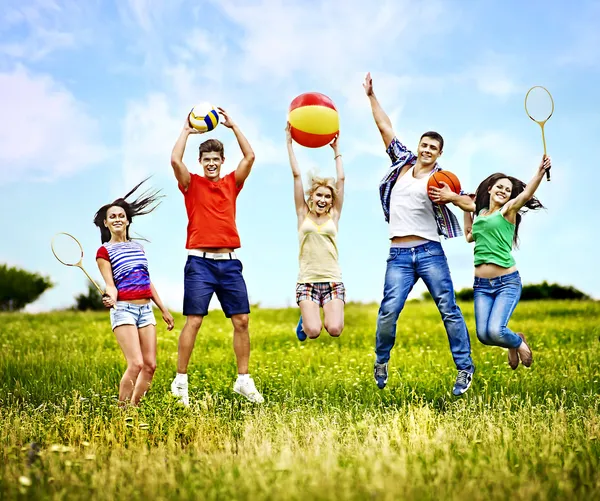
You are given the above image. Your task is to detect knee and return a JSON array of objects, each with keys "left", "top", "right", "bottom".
[
  {"left": 439, "top": 300, "right": 462, "bottom": 321},
  {"left": 476, "top": 331, "right": 492, "bottom": 345},
  {"left": 128, "top": 360, "right": 144, "bottom": 374},
  {"left": 232, "top": 314, "right": 249, "bottom": 331},
  {"left": 185, "top": 315, "right": 203, "bottom": 331},
  {"left": 326, "top": 323, "right": 343, "bottom": 337},
  {"left": 144, "top": 360, "right": 157, "bottom": 375},
  {"left": 304, "top": 323, "right": 322, "bottom": 339},
  {"left": 486, "top": 325, "right": 506, "bottom": 343}
]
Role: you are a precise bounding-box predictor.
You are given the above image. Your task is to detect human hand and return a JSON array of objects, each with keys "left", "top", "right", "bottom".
[
  {"left": 162, "top": 310, "right": 175, "bottom": 331},
  {"left": 217, "top": 107, "right": 236, "bottom": 129},
  {"left": 428, "top": 182, "right": 456, "bottom": 204},
  {"left": 363, "top": 72, "right": 374, "bottom": 96}
]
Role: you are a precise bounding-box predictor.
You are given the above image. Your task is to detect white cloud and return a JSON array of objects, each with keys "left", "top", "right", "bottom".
[
  {"left": 0, "top": 65, "right": 109, "bottom": 184},
  {"left": 0, "top": 0, "right": 83, "bottom": 61}
]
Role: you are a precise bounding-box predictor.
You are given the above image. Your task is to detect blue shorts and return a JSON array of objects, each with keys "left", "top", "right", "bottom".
[
  {"left": 110, "top": 301, "right": 156, "bottom": 331},
  {"left": 183, "top": 256, "right": 250, "bottom": 317}
]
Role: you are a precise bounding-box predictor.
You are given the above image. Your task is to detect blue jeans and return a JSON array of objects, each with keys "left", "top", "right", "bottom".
[
  {"left": 375, "top": 241, "right": 474, "bottom": 372},
  {"left": 473, "top": 271, "right": 523, "bottom": 349}
]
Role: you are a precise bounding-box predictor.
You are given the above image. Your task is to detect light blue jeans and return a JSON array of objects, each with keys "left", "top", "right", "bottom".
[
  {"left": 375, "top": 241, "right": 474, "bottom": 372},
  {"left": 473, "top": 271, "right": 523, "bottom": 349}
]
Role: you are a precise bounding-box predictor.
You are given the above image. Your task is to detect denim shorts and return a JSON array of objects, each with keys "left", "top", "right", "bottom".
[
  {"left": 110, "top": 301, "right": 156, "bottom": 331},
  {"left": 183, "top": 256, "right": 250, "bottom": 318}
]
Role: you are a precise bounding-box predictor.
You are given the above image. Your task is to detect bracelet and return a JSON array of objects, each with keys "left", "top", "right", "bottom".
[{"left": 334, "top": 154, "right": 342, "bottom": 160}]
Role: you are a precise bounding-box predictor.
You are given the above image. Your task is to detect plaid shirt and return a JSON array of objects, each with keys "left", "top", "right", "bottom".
[{"left": 379, "top": 136, "right": 463, "bottom": 239}]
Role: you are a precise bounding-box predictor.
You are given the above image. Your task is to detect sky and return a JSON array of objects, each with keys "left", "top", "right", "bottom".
[{"left": 1, "top": 0, "right": 599, "bottom": 314}]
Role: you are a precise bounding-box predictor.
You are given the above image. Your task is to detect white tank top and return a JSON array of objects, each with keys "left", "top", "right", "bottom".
[{"left": 389, "top": 166, "right": 440, "bottom": 242}]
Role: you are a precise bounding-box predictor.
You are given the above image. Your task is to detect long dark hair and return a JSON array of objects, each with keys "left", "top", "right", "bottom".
[
  {"left": 93, "top": 178, "right": 164, "bottom": 243},
  {"left": 474, "top": 173, "right": 544, "bottom": 248}
]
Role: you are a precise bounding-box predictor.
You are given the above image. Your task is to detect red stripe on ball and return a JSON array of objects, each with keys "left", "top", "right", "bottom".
[
  {"left": 290, "top": 126, "right": 337, "bottom": 148},
  {"left": 289, "top": 92, "right": 337, "bottom": 112}
]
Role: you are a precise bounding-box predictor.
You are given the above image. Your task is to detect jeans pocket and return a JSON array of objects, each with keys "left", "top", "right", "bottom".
[
  {"left": 386, "top": 249, "right": 399, "bottom": 262},
  {"left": 425, "top": 244, "right": 444, "bottom": 257}
]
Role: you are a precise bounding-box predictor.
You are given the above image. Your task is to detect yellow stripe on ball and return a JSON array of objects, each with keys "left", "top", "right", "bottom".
[{"left": 289, "top": 105, "right": 339, "bottom": 135}]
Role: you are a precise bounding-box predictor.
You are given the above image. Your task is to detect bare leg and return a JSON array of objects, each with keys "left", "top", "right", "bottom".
[
  {"left": 231, "top": 314, "right": 250, "bottom": 374},
  {"left": 323, "top": 299, "right": 344, "bottom": 337},
  {"left": 177, "top": 315, "right": 203, "bottom": 374},
  {"left": 299, "top": 300, "right": 322, "bottom": 339},
  {"left": 113, "top": 324, "right": 144, "bottom": 403},
  {"left": 131, "top": 324, "right": 157, "bottom": 405}
]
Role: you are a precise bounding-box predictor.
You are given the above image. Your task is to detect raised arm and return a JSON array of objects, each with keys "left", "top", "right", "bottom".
[
  {"left": 330, "top": 135, "right": 345, "bottom": 219},
  {"left": 504, "top": 156, "right": 551, "bottom": 215},
  {"left": 286, "top": 123, "right": 308, "bottom": 220},
  {"left": 171, "top": 117, "right": 201, "bottom": 191},
  {"left": 150, "top": 282, "right": 174, "bottom": 331},
  {"left": 218, "top": 107, "right": 256, "bottom": 188},
  {"left": 363, "top": 72, "right": 395, "bottom": 148}
]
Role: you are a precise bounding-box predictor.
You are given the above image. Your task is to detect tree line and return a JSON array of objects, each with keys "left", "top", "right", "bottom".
[{"left": 0, "top": 263, "right": 594, "bottom": 312}]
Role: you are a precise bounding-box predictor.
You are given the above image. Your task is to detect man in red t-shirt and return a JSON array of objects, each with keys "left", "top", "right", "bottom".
[{"left": 169, "top": 107, "right": 263, "bottom": 405}]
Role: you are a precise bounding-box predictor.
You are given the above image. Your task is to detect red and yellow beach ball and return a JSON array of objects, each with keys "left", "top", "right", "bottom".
[{"left": 288, "top": 92, "right": 339, "bottom": 148}]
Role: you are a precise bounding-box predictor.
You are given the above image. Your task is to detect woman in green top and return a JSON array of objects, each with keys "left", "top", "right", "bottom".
[{"left": 463, "top": 156, "right": 551, "bottom": 369}]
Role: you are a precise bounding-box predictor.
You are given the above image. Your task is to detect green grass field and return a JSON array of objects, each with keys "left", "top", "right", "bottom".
[{"left": 1, "top": 300, "right": 600, "bottom": 500}]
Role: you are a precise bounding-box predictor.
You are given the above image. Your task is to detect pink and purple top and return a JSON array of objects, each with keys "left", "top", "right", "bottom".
[{"left": 96, "top": 241, "right": 152, "bottom": 301}]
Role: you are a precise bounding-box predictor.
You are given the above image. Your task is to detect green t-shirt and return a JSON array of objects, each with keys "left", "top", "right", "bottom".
[{"left": 472, "top": 210, "right": 516, "bottom": 268}]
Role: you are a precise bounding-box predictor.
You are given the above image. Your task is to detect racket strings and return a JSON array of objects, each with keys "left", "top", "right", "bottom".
[
  {"left": 525, "top": 87, "right": 554, "bottom": 123},
  {"left": 51, "top": 233, "right": 84, "bottom": 266}
]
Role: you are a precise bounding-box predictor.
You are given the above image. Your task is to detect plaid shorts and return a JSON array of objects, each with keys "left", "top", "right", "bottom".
[{"left": 296, "top": 282, "right": 346, "bottom": 306}]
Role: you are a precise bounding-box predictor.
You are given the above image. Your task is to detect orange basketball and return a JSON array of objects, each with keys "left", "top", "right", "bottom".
[{"left": 427, "top": 171, "right": 461, "bottom": 204}]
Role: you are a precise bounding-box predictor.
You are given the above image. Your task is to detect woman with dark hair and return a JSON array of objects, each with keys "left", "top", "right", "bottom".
[
  {"left": 94, "top": 179, "right": 174, "bottom": 406},
  {"left": 462, "top": 156, "right": 551, "bottom": 370}
]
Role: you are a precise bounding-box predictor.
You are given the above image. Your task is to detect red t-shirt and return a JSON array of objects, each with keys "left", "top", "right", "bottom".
[{"left": 179, "top": 171, "right": 243, "bottom": 249}]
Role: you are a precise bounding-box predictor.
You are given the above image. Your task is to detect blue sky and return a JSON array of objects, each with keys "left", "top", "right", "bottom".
[{"left": 1, "top": 0, "right": 599, "bottom": 313}]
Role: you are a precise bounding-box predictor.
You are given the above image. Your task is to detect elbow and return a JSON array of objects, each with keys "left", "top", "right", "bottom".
[
  {"left": 170, "top": 157, "right": 181, "bottom": 170},
  {"left": 245, "top": 151, "right": 256, "bottom": 164}
]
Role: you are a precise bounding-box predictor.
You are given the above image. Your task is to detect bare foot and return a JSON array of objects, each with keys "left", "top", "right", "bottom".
[
  {"left": 508, "top": 347, "right": 519, "bottom": 370},
  {"left": 516, "top": 332, "right": 533, "bottom": 367}
]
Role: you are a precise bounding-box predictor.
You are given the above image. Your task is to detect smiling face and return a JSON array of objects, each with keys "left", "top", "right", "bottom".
[
  {"left": 199, "top": 151, "right": 224, "bottom": 181},
  {"left": 417, "top": 136, "right": 442, "bottom": 167},
  {"left": 310, "top": 186, "right": 334, "bottom": 215},
  {"left": 104, "top": 205, "right": 129, "bottom": 237},
  {"left": 488, "top": 177, "right": 513, "bottom": 207}
]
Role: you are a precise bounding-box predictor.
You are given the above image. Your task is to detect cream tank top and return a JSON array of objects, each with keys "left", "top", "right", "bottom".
[
  {"left": 297, "top": 215, "right": 342, "bottom": 283},
  {"left": 389, "top": 166, "right": 440, "bottom": 242}
]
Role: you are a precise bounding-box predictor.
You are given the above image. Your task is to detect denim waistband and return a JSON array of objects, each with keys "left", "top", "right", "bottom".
[
  {"left": 388, "top": 240, "right": 441, "bottom": 254},
  {"left": 473, "top": 270, "right": 520, "bottom": 286},
  {"left": 115, "top": 301, "right": 151, "bottom": 310}
]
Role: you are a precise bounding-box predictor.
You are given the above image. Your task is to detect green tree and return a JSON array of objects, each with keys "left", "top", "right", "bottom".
[
  {"left": 0, "top": 264, "right": 53, "bottom": 311},
  {"left": 74, "top": 282, "right": 106, "bottom": 311}
]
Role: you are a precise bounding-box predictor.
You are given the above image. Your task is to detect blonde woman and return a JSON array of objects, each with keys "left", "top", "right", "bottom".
[{"left": 285, "top": 123, "right": 345, "bottom": 341}]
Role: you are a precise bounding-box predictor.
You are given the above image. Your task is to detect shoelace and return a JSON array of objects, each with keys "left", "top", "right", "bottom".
[
  {"left": 455, "top": 370, "right": 470, "bottom": 386},
  {"left": 375, "top": 365, "right": 387, "bottom": 378}
]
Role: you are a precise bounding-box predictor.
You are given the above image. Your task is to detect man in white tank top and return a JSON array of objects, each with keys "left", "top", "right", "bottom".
[{"left": 364, "top": 73, "right": 476, "bottom": 396}]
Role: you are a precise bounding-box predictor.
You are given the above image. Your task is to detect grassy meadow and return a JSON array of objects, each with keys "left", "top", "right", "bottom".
[{"left": 1, "top": 299, "right": 600, "bottom": 500}]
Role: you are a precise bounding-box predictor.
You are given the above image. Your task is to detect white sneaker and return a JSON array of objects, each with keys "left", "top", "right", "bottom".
[
  {"left": 233, "top": 376, "right": 264, "bottom": 403},
  {"left": 170, "top": 379, "right": 189, "bottom": 406}
]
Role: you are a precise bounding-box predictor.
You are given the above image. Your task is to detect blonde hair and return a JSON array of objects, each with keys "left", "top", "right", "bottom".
[{"left": 305, "top": 175, "right": 337, "bottom": 212}]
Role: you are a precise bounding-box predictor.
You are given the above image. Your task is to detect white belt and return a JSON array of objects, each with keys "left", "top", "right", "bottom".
[{"left": 188, "top": 249, "right": 237, "bottom": 260}]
